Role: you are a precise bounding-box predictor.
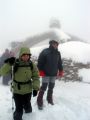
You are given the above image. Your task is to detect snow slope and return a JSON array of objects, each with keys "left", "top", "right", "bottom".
[{"left": 0, "top": 80, "right": 90, "bottom": 120}]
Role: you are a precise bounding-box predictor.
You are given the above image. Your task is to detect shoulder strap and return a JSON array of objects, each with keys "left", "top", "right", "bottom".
[
  {"left": 29, "top": 60, "right": 33, "bottom": 71},
  {"left": 13, "top": 59, "right": 33, "bottom": 73},
  {"left": 13, "top": 59, "right": 19, "bottom": 73}
]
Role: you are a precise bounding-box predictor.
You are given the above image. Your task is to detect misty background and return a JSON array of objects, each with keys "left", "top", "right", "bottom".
[{"left": 0, "top": 0, "right": 90, "bottom": 52}]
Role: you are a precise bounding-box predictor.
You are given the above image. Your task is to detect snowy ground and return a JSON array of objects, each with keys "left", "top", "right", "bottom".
[{"left": 0, "top": 78, "right": 90, "bottom": 120}]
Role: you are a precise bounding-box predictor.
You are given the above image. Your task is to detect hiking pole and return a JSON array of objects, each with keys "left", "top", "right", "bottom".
[
  {"left": 11, "top": 65, "right": 14, "bottom": 111},
  {"left": 12, "top": 95, "right": 14, "bottom": 110}
]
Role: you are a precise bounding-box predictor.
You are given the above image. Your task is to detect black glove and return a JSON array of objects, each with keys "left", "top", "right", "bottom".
[
  {"left": 4, "top": 57, "right": 15, "bottom": 65},
  {"left": 33, "top": 90, "right": 38, "bottom": 97}
]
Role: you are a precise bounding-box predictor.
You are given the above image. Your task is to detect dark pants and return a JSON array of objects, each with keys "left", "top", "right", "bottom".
[
  {"left": 37, "top": 77, "right": 56, "bottom": 107},
  {"left": 2, "top": 74, "right": 11, "bottom": 85},
  {"left": 41, "top": 76, "right": 56, "bottom": 91},
  {"left": 13, "top": 93, "right": 32, "bottom": 120}
]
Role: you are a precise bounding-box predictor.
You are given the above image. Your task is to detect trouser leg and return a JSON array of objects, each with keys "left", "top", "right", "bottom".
[
  {"left": 37, "top": 82, "right": 48, "bottom": 108},
  {"left": 13, "top": 94, "right": 23, "bottom": 120},
  {"left": 2, "top": 74, "right": 11, "bottom": 85},
  {"left": 13, "top": 112, "right": 22, "bottom": 120},
  {"left": 47, "top": 78, "right": 55, "bottom": 105},
  {"left": 23, "top": 93, "right": 32, "bottom": 113}
]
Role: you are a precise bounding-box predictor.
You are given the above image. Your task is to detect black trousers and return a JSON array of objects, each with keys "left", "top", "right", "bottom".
[{"left": 13, "top": 93, "right": 32, "bottom": 115}]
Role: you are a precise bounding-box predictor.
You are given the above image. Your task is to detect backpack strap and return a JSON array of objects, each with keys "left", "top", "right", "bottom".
[
  {"left": 12, "top": 59, "right": 34, "bottom": 90},
  {"left": 13, "top": 59, "right": 33, "bottom": 73},
  {"left": 29, "top": 61, "right": 33, "bottom": 71}
]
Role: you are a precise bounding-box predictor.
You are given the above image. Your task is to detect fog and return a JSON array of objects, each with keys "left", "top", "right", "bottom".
[{"left": 0, "top": 0, "right": 90, "bottom": 51}]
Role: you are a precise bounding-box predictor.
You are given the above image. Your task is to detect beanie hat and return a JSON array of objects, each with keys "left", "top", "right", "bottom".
[{"left": 49, "top": 40, "right": 59, "bottom": 45}]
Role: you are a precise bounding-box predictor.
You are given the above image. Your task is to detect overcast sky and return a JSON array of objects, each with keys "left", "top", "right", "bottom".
[{"left": 0, "top": 0, "right": 90, "bottom": 51}]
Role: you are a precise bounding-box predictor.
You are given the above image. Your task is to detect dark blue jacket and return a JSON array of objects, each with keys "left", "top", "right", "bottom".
[{"left": 37, "top": 45, "right": 63, "bottom": 76}]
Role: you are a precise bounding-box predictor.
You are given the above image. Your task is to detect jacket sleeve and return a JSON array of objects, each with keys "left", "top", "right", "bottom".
[
  {"left": 31, "top": 63, "right": 40, "bottom": 90},
  {"left": 58, "top": 52, "right": 63, "bottom": 71},
  {"left": 0, "top": 63, "right": 12, "bottom": 76},
  {"left": 37, "top": 50, "right": 46, "bottom": 71}
]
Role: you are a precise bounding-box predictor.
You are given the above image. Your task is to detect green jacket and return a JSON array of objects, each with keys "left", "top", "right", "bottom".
[{"left": 0, "top": 47, "right": 40, "bottom": 95}]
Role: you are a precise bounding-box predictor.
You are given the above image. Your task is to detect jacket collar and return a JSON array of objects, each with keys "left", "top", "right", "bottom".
[{"left": 49, "top": 45, "right": 58, "bottom": 52}]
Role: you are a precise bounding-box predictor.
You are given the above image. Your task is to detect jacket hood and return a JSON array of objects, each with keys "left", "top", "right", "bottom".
[{"left": 19, "top": 47, "right": 31, "bottom": 57}]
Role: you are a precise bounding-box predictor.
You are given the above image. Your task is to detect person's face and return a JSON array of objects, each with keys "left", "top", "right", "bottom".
[
  {"left": 52, "top": 42, "right": 59, "bottom": 49},
  {"left": 21, "top": 54, "right": 30, "bottom": 62}
]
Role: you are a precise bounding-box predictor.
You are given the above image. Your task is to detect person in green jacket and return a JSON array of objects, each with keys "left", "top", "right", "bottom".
[{"left": 0, "top": 47, "right": 40, "bottom": 120}]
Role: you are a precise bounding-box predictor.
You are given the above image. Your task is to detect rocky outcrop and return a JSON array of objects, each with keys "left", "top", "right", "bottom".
[{"left": 62, "top": 58, "right": 90, "bottom": 81}]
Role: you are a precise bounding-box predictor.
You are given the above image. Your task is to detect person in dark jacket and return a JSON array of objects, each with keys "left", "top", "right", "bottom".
[
  {"left": 0, "top": 47, "right": 40, "bottom": 120},
  {"left": 37, "top": 40, "right": 64, "bottom": 110},
  {"left": 0, "top": 49, "right": 13, "bottom": 85}
]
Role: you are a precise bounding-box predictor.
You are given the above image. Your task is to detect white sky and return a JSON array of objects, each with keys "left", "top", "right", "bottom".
[{"left": 0, "top": 0, "right": 90, "bottom": 51}]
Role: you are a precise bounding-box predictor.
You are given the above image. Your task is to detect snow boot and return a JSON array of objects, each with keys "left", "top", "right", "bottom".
[
  {"left": 47, "top": 90, "right": 54, "bottom": 105},
  {"left": 37, "top": 90, "right": 44, "bottom": 110}
]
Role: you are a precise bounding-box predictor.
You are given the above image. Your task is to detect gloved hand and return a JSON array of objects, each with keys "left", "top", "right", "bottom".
[
  {"left": 59, "top": 71, "right": 64, "bottom": 77},
  {"left": 33, "top": 90, "right": 38, "bottom": 97},
  {"left": 57, "top": 71, "right": 64, "bottom": 77},
  {"left": 4, "top": 57, "right": 15, "bottom": 65},
  {"left": 39, "top": 70, "right": 45, "bottom": 77}
]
